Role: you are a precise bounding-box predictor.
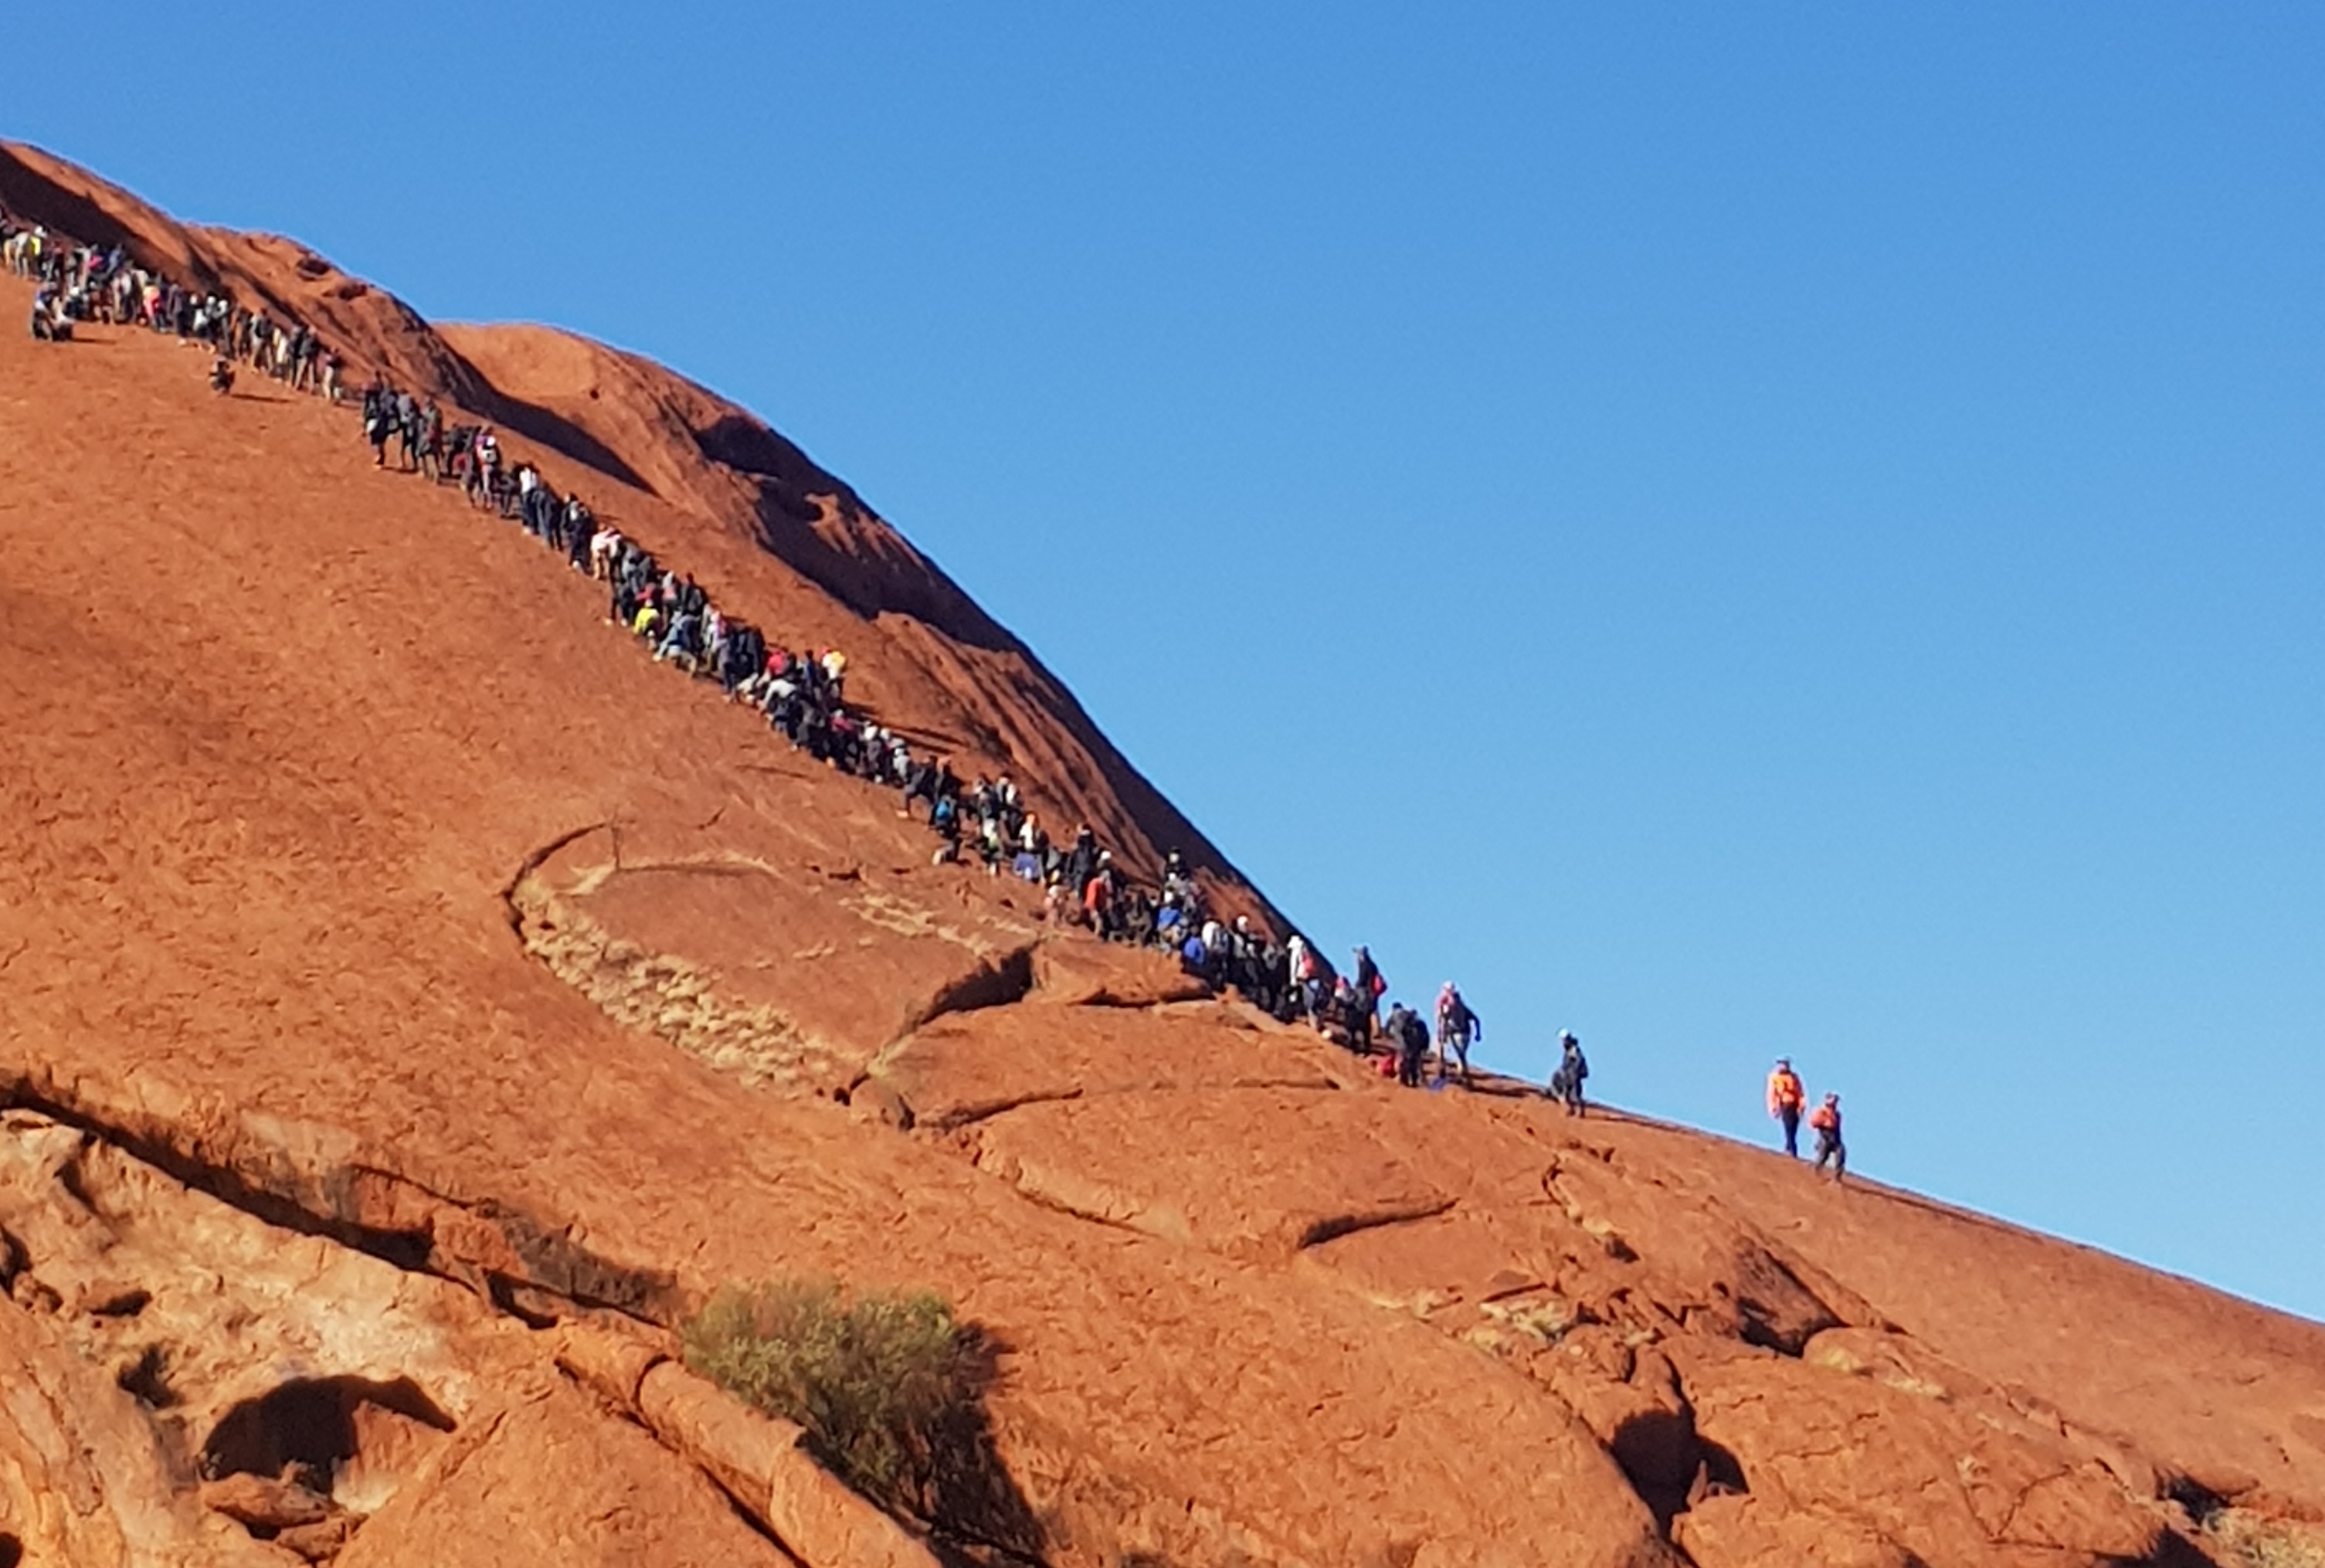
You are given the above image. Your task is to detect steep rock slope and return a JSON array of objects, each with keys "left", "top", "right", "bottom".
[
  {"left": 3, "top": 154, "right": 2325, "bottom": 1568},
  {"left": 0, "top": 137, "right": 1260, "bottom": 908}
]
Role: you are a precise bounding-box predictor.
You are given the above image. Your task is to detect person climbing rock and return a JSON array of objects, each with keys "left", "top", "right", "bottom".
[
  {"left": 1810, "top": 1093, "right": 1846, "bottom": 1182},
  {"left": 1549, "top": 1030, "right": 1588, "bottom": 1116},
  {"left": 1060, "top": 824, "right": 1099, "bottom": 901},
  {"left": 1767, "top": 1058, "right": 1806, "bottom": 1157},
  {"left": 29, "top": 285, "right": 66, "bottom": 341},
  {"left": 1435, "top": 983, "right": 1481, "bottom": 1085},
  {"left": 1390, "top": 1003, "right": 1431, "bottom": 1088},
  {"left": 1286, "top": 934, "right": 1322, "bottom": 1025},
  {"left": 412, "top": 397, "right": 440, "bottom": 477},
  {"left": 361, "top": 381, "right": 392, "bottom": 467}
]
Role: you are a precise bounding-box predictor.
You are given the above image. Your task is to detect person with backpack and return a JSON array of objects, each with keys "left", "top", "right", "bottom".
[
  {"left": 361, "top": 380, "right": 393, "bottom": 466},
  {"left": 1288, "top": 935, "right": 1330, "bottom": 1027},
  {"left": 1388, "top": 1003, "right": 1431, "bottom": 1088},
  {"left": 1353, "top": 946, "right": 1383, "bottom": 1015},
  {"left": 393, "top": 389, "right": 419, "bottom": 470},
  {"left": 1434, "top": 983, "right": 1481, "bottom": 1085},
  {"left": 1082, "top": 852, "right": 1120, "bottom": 937},
  {"left": 1810, "top": 1093, "right": 1846, "bottom": 1182},
  {"left": 1549, "top": 1030, "right": 1588, "bottom": 1116},
  {"left": 1348, "top": 947, "right": 1384, "bottom": 1054},
  {"left": 1059, "top": 825, "right": 1099, "bottom": 904},
  {"left": 929, "top": 793, "right": 962, "bottom": 863},
  {"left": 416, "top": 399, "right": 443, "bottom": 477},
  {"left": 1326, "top": 976, "right": 1361, "bottom": 1050},
  {"left": 1767, "top": 1058, "right": 1806, "bottom": 1156}
]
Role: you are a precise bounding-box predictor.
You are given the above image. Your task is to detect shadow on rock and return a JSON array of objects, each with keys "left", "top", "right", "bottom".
[
  {"left": 202, "top": 1373, "right": 456, "bottom": 1494},
  {"left": 1611, "top": 1403, "right": 1749, "bottom": 1536},
  {"left": 924, "top": 1326, "right": 1047, "bottom": 1566},
  {"left": 2133, "top": 1532, "right": 2232, "bottom": 1568}
]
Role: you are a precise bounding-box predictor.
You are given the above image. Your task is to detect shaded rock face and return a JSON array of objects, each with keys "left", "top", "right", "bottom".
[{"left": 5, "top": 152, "right": 2325, "bottom": 1568}]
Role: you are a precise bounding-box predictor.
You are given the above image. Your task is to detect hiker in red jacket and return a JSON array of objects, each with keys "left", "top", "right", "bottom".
[{"left": 1809, "top": 1093, "right": 1846, "bottom": 1183}]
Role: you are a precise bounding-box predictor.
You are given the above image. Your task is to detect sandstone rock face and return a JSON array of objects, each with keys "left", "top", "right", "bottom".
[
  {"left": 5, "top": 146, "right": 2325, "bottom": 1568},
  {"left": 0, "top": 1295, "right": 290, "bottom": 1567},
  {"left": 513, "top": 821, "right": 1040, "bottom": 1095},
  {"left": 334, "top": 1380, "right": 800, "bottom": 1568},
  {"left": 1673, "top": 1336, "right": 2164, "bottom": 1567}
]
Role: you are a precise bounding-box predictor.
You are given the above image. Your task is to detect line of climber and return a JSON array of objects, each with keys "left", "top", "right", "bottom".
[
  {"left": 332, "top": 372, "right": 1529, "bottom": 1094},
  {"left": 0, "top": 207, "right": 1407, "bottom": 1042},
  {"left": 339, "top": 383, "right": 1525, "bottom": 1093},
  {"left": 12, "top": 211, "right": 1867, "bottom": 1159},
  {"left": 4, "top": 203, "right": 1586, "bottom": 1114},
  {"left": 345, "top": 383, "right": 1529, "bottom": 1098},
  {"left": 7, "top": 218, "right": 347, "bottom": 396}
]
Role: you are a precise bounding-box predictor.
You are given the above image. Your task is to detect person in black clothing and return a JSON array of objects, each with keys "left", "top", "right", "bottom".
[
  {"left": 1353, "top": 945, "right": 1382, "bottom": 1018},
  {"left": 564, "top": 496, "right": 593, "bottom": 571},
  {"left": 1390, "top": 1004, "right": 1431, "bottom": 1088},
  {"left": 393, "top": 390, "right": 419, "bottom": 470},
  {"left": 361, "top": 381, "right": 392, "bottom": 467},
  {"left": 1060, "top": 826, "right": 1098, "bottom": 901},
  {"left": 1344, "top": 955, "right": 1377, "bottom": 1056},
  {"left": 1549, "top": 1030, "right": 1589, "bottom": 1117},
  {"left": 903, "top": 755, "right": 958, "bottom": 823}
]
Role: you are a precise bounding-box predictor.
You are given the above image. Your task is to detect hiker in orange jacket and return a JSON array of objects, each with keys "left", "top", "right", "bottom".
[
  {"left": 1767, "top": 1059, "right": 1806, "bottom": 1157},
  {"left": 1809, "top": 1093, "right": 1845, "bottom": 1182}
]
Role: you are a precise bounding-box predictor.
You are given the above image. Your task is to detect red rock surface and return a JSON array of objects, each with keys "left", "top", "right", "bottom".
[{"left": 4, "top": 144, "right": 2325, "bottom": 1568}]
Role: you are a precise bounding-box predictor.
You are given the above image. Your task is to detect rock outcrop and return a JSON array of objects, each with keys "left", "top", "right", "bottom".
[{"left": 5, "top": 145, "right": 2324, "bottom": 1568}]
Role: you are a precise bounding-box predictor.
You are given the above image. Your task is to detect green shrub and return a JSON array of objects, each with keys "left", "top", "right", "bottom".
[{"left": 682, "top": 1276, "right": 975, "bottom": 1514}]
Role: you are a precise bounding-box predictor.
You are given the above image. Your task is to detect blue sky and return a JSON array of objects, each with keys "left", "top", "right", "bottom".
[{"left": 12, "top": 4, "right": 2320, "bottom": 1315}]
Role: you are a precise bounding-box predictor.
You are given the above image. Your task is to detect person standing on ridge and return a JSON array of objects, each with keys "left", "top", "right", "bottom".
[
  {"left": 1767, "top": 1058, "right": 1806, "bottom": 1156},
  {"left": 1349, "top": 946, "right": 1383, "bottom": 1054},
  {"left": 1353, "top": 946, "right": 1383, "bottom": 1015},
  {"left": 1810, "top": 1093, "right": 1846, "bottom": 1182},
  {"left": 1549, "top": 1030, "right": 1589, "bottom": 1116}
]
